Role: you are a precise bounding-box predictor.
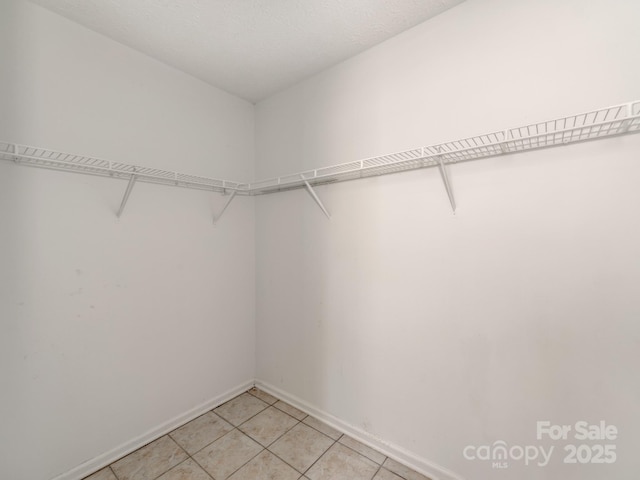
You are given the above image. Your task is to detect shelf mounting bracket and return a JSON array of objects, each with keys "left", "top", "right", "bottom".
[
  {"left": 619, "top": 103, "right": 633, "bottom": 133},
  {"left": 117, "top": 174, "right": 137, "bottom": 218},
  {"left": 304, "top": 180, "right": 331, "bottom": 219},
  {"left": 499, "top": 130, "right": 510, "bottom": 154},
  {"left": 437, "top": 156, "right": 456, "bottom": 213},
  {"left": 213, "top": 190, "right": 237, "bottom": 225}
]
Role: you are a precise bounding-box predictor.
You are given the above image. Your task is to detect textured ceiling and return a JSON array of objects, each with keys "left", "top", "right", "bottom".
[{"left": 29, "top": 0, "right": 463, "bottom": 103}]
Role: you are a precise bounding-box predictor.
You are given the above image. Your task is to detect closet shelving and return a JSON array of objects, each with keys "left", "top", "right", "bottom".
[
  {"left": 2, "top": 101, "right": 639, "bottom": 218},
  {"left": 245, "top": 101, "right": 640, "bottom": 195},
  {"left": 0, "top": 142, "right": 244, "bottom": 193}
]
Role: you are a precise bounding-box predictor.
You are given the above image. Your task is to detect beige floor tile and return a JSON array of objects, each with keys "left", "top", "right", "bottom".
[
  {"left": 373, "top": 468, "right": 404, "bottom": 480},
  {"left": 111, "top": 436, "right": 188, "bottom": 480},
  {"left": 306, "top": 443, "right": 379, "bottom": 480},
  {"left": 156, "top": 458, "right": 212, "bottom": 480},
  {"left": 192, "top": 429, "right": 262, "bottom": 480},
  {"left": 269, "top": 423, "right": 334, "bottom": 473},
  {"left": 248, "top": 387, "right": 278, "bottom": 405},
  {"left": 382, "top": 458, "right": 431, "bottom": 480},
  {"left": 228, "top": 450, "right": 299, "bottom": 480},
  {"left": 274, "top": 400, "right": 307, "bottom": 420},
  {"left": 83, "top": 466, "right": 117, "bottom": 480},
  {"left": 170, "top": 411, "right": 233, "bottom": 454},
  {"left": 339, "top": 436, "right": 386, "bottom": 464},
  {"left": 302, "top": 416, "right": 342, "bottom": 440},
  {"left": 88, "top": 391, "right": 429, "bottom": 480},
  {"left": 214, "top": 392, "right": 268, "bottom": 426},
  {"left": 239, "top": 406, "right": 299, "bottom": 446}
]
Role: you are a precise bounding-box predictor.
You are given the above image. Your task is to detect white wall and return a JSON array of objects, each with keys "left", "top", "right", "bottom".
[
  {"left": 0, "top": 2, "right": 255, "bottom": 479},
  {"left": 254, "top": 0, "right": 640, "bottom": 479}
]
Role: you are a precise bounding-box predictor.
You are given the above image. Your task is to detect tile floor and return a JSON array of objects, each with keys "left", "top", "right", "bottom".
[{"left": 84, "top": 388, "right": 431, "bottom": 480}]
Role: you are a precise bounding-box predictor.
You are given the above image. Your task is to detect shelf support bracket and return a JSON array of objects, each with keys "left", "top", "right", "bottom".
[
  {"left": 619, "top": 103, "right": 633, "bottom": 133},
  {"left": 304, "top": 180, "right": 331, "bottom": 219},
  {"left": 437, "top": 157, "right": 456, "bottom": 213},
  {"left": 117, "top": 174, "right": 137, "bottom": 218},
  {"left": 499, "top": 130, "right": 510, "bottom": 154},
  {"left": 213, "top": 190, "right": 237, "bottom": 225}
]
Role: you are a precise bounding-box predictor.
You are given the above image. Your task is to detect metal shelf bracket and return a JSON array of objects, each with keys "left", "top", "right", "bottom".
[
  {"left": 117, "top": 174, "right": 137, "bottom": 218},
  {"left": 620, "top": 103, "right": 634, "bottom": 133},
  {"left": 213, "top": 190, "right": 237, "bottom": 224},
  {"left": 436, "top": 151, "right": 456, "bottom": 213},
  {"left": 303, "top": 179, "right": 331, "bottom": 219},
  {"left": 499, "top": 130, "right": 510, "bottom": 154}
]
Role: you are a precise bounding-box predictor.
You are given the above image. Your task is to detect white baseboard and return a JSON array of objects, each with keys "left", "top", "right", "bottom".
[
  {"left": 255, "top": 380, "right": 465, "bottom": 480},
  {"left": 51, "top": 379, "right": 254, "bottom": 480},
  {"left": 52, "top": 378, "right": 464, "bottom": 480}
]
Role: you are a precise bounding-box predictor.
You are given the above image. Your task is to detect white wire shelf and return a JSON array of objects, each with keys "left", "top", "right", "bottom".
[
  {"left": 2, "top": 101, "right": 639, "bottom": 201},
  {"left": 248, "top": 101, "right": 640, "bottom": 194},
  {"left": 0, "top": 142, "right": 248, "bottom": 194}
]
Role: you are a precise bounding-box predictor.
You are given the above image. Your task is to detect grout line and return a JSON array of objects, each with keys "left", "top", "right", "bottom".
[
  {"left": 215, "top": 396, "right": 271, "bottom": 427},
  {"left": 249, "top": 389, "right": 407, "bottom": 479},
  {"left": 159, "top": 457, "right": 215, "bottom": 480},
  {"left": 226, "top": 394, "right": 316, "bottom": 471},
  {"left": 264, "top": 438, "right": 306, "bottom": 475},
  {"left": 107, "top": 465, "right": 119, "bottom": 480},
  {"left": 371, "top": 464, "right": 384, "bottom": 479},
  {"left": 104, "top": 435, "right": 189, "bottom": 480},
  {"left": 175, "top": 392, "right": 271, "bottom": 458},
  {"left": 182, "top": 426, "right": 232, "bottom": 458},
  {"left": 262, "top": 413, "right": 334, "bottom": 475},
  {"left": 234, "top": 404, "right": 275, "bottom": 429},
  {"left": 188, "top": 450, "right": 215, "bottom": 479},
  {"left": 218, "top": 430, "right": 264, "bottom": 479},
  {"left": 99, "top": 389, "right": 395, "bottom": 480},
  {"left": 337, "top": 439, "right": 388, "bottom": 467},
  {"left": 246, "top": 387, "right": 278, "bottom": 405},
  {"left": 232, "top": 390, "right": 333, "bottom": 477},
  {"left": 151, "top": 437, "right": 190, "bottom": 480},
  {"left": 255, "top": 383, "right": 442, "bottom": 479},
  {"left": 267, "top": 415, "right": 388, "bottom": 479},
  {"left": 299, "top": 436, "right": 340, "bottom": 476},
  {"left": 262, "top": 417, "right": 302, "bottom": 449},
  {"left": 300, "top": 416, "right": 343, "bottom": 441},
  {"left": 272, "top": 401, "right": 309, "bottom": 421},
  {"left": 263, "top": 419, "right": 336, "bottom": 475},
  {"left": 187, "top": 426, "right": 264, "bottom": 480},
  {"left": 82, "top": 384, "right": 253, "bottom": 480},
  {"left": 188, "top": 454, "right": 216, "bottom": 480}
]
